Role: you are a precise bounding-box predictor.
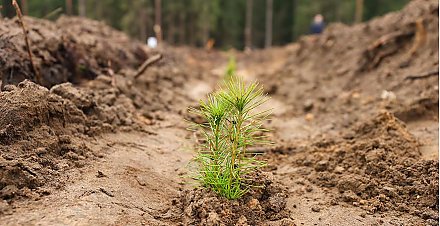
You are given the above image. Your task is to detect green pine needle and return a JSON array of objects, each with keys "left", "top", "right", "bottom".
[{"left": 190, "top": 73, "right": 270, "bottom": 199}]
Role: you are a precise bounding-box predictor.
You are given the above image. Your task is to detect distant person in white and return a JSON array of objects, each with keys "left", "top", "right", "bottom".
[{"left": 147, "top": 37, "right": 158, "bottom": 48}]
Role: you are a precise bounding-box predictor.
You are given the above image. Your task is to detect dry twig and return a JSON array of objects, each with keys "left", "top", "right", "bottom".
[
  {"left": 407, "top": 18, "right": 427, "bottom": 57},
  {"left": 12, "top": 0, "right": 41, "bottom": 84},
  {"left": 404, "top": 70, "right": 438, "bottom": 81},
  {"left": 134, "top": 54, "right": 162, "bottom": 79}
]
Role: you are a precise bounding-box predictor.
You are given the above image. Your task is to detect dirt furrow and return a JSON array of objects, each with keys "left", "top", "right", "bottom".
[{"left": 0, "top": 127, "right": 192, "bottom": 225}]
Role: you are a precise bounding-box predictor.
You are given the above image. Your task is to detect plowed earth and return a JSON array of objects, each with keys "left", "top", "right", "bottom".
[{"left": 0, "top": 1, "right": 438, "bottom": 225}]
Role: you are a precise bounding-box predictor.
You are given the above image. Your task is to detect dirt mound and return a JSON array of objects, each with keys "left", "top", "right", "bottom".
[
  {"left": 86, "top": 53, "right": 196, "bottom": 117},
  {"left": 0, "top": 16, "right": 149, "bottom": 88},
  {"left": 245, "top": 1, "right": 439, "bottom": 224},
  {"left": 0, "top": 16, "right": 210, "bottom": 207},
  {"left": 0, "top": 14, "right": 214, "bottom": 121},
  {"left": 0, "top": 15, "right": 200, "bottom": 114},
  {"left": 261, "top": 0, "right": 438, "bottom": 129},
  {"left": 273, "top": 112, "right": 438, "bottom": 222},
  {"left": 175, "top": 174, "right": 293, "bottom": 226},
  {"left": 0, "top": 79, "right": 148, "bottom": 203}
]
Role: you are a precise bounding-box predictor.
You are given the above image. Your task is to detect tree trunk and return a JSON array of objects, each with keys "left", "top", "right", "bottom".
[
  {"left": 78, "top": 0, "right": 86, "bottom": 17},
  {"left": 94, "top": 1, "right": 104, "bottom": 20},
  {"left": 154, "top": 0, "right": 162, "bottom": 44},
  {"left": 188, "top": 13, "right": 196, "bottom": 46},
  {"left": 244, "top": 0, "right": 253, "bottom": 50},
  {"left": 291, "top": 0, "right": 297, "bottom": 41},
  {"left": 66, "top": 0, "right": 72, "bottom": 15},
  {"left": 178, "top": 12, "right": 186, "bottom": 45},
  {"left": 166, "top": 13, "right": 175, "bottom": 45},
  {"left": 2, "top": 0, "right": 14, "bottom": 17},
  {"left": 355, "top": 0, "right": 364, "bottom": 23},
  {"left": 139, "top": 8, "right": 147, "bottom": 43},
  {"left": 265, "top": 0, "right": 273, "bottom": 48},
  {"left": 20, "top": 0, "right": 27, "bottom": 15},
  {"left": 201, "top": 4, "right": 210, "bottom": 45}
]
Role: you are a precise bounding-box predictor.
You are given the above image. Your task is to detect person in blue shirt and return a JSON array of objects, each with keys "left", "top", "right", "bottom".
[{"left": 310, "top": 14, "right": 325, "bottom": 34}]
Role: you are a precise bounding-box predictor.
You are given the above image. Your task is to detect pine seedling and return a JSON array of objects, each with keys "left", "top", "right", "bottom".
[
  {"left": 224, "top": 56, "right": 237, "bottom": 82},
  {"left": 189, "top": 76, "right": 270, "bottom": 199}
]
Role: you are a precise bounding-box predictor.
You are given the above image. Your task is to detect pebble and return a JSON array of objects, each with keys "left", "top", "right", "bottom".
[
  {"left": 334, "top": 166, "right": 345, "bottom": 174},
  {"left": 305, "top": 113, "right": 314, "bottom": 121},
  {"left": 314, "top": 160, "right": 328, "bottom": 172},
  {"left": 303, "top": 99, "right": 314, "bottom": 112},
  {"left": 248, "top": 198, "right": 261, "bottom": 210},
  {"left": 311, "top": 206, "right": 321, "bottom": 212},
  {"left": 0, "top": 185, "right": 19, "bottom": 199},
  {"left": 207, "top": 212, "right": 221, "bottom": 225}
]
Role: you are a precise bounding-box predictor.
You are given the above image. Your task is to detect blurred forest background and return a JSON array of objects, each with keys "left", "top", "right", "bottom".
[{"left": 1, "top": 0, "right": 409, "bottom": 50}]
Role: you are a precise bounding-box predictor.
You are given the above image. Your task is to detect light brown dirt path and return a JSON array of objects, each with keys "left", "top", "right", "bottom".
[{"left": 0, "top": 119, "right": 192, "bottom": 225}]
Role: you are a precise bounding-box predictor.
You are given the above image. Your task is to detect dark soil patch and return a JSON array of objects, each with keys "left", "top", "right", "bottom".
[
  {"left": 0, "top": 16, "right": 149, "bottom": 88},
  {"left": 175, "top": 173, "right": 293, "bottom": 226}
]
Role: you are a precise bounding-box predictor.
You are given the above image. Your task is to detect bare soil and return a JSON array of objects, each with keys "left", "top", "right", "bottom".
[{"left": 0, "top": 0, "right": 438, "bottom": 225}]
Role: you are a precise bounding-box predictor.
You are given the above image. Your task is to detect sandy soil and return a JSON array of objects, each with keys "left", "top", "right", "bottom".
[{"left": 0, "top": 0, "right": 438, "bottom": 225}]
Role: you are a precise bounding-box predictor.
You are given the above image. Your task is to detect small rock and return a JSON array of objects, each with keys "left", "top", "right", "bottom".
[
  {"left": 0, "top": 200, "right": 10, "bottom": 214},
  {"left": 303, "top": 99, "right": 314, "bottom": 112},
  {"left": 314, "top": 160, "right": 328, "bottom": 172},
  {"left": 351, "top": 92, "right": 360, "bottom": 99},
  {"left": 342, "top": 190, "right": 360, "bottom": 203},
  {"left": 426, "top": 219, "right": 439, "bottom": 226},
  {"left": 96, "top": 171, "right": 107, "bottom": 178},
  {"left": 302, "top": 159, "right": 312, "bottom": 167},
  {"left": 248, "top": 198, "right": 261, "bottom": 210},
  {"left": 305, "top": 113, "right": 314, "bottom": 121},
  {"left": 378, "top": 194, "right": 388, "bottom": 201},
  {"left": 50, "top": 83, "right": 94, "bottom": 109},
  {"left": 0, "top": 185, "right": 19, "bottom": 199},
  {"left": 236, "top": 215, "right": 248, "bottom": 226},
  {"left": 268, "top": 194, "right": 287, "bottom": 212},
  {"left": 380, "top": 90, "right": 396, "bottom": 101},
  {"left": 65, "top": 151, "right": 80, "bottom": 160},
  {"left": 311, "top": 206, "right": 321, "bottom": 212},
  {"left": 2, "top": 84, "right": 16, "bottom": 91},
  {"left": 330, "top": 199, "right": 338, "bottom": 205},
  {"left": 206, "top": 212, "right": 221, "bottom": 225},
  {"left": 58, "top": 135, "right": 72, "bottom": 144},
  {"left": 334, "top": 166, "right": 345, "bottom": 174},
  {"left": 36, "top": 148, "right": 48, "bottom": 155},
  {"left": 382, "top": 186, "right": 397, "bottom": 197}
]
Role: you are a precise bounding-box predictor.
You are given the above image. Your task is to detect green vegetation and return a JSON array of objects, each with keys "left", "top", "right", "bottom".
[
  {"left": 224, "top": 56, "right": 237, "bottom": 82},
  {"left": 189, "top": 76, "right": 270, "bottom": 199},
  {"left": 1, "top": 0, "right": 409, "bottom": 49}
]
